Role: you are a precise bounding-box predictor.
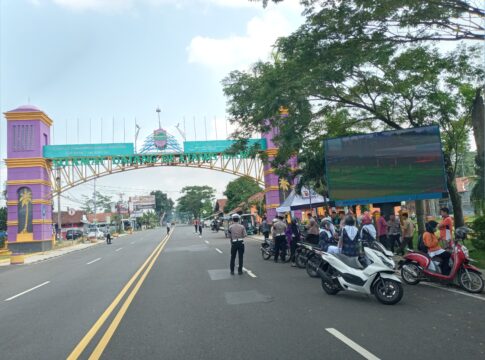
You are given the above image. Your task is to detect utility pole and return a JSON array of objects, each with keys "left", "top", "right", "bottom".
[
  {"left": 93, "top": 178, "right": 97, "bottom": 225},
  {"left": 57, "top": 172, "right": 62, "bottom": 242}
]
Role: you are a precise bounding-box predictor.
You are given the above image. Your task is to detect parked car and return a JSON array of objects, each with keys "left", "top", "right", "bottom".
[
  {"left": 66, "top": 229, "right": 83, "bottom": 240},
  {"left": 88, "top": 229, "right": 105, "bottom": 239}
]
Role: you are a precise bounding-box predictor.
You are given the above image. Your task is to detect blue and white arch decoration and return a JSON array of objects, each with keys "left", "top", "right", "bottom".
[{"left": 138, "top": 128, "right": 183, "bottom": 154}]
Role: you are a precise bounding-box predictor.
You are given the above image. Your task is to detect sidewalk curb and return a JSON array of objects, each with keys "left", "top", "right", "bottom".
[{"left": 0, "top": 241, "right": 103, "bottom": 267}]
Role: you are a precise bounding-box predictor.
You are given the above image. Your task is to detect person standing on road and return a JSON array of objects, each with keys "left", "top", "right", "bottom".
[
  {"left": 198, "top": 221, "right": 203, "bottom": 236},
  {"left": 106, "top": 231, "right": 112, "bottom": 245},
  {"left": 228, "top": 214, "right": 247, "bottom": 275},
  {"left": 438, "top": 207, "right": 453, "bottom": 248},
  {"left": 288, "top": 217, "right": 301, "bottom": 267},
  {"left": 399, "top": 213, "right": 414, "bottom": 255},
  {"left": 272, "top": 215, "right": 288, "bottom": 263},
  {"left": 194, "top": 219, "right": 198, "bottom": 234},
  {"left": 261, "top": 216, "right": 270, "bottom": 241},
  {"left": 387, "top": 213, "right": 401, "bottom": 253},
  {"left": 166, "top": 222, "right": 171, "bottom": 235},
  {"left": 376, "top": 213, "right": 388, "bottom": 250}
]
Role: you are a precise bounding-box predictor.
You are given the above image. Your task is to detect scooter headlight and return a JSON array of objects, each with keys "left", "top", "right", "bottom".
[{"left": 377, "top": 254, "right": 395, "bottom": 270}]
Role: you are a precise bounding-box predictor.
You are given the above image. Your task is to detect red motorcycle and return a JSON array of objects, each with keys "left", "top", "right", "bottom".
[{"left": 399, "top": 227, "right": 484, "bottom": 293}]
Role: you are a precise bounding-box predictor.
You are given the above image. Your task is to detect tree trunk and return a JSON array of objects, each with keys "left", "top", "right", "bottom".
[
  {"left": 471, "top": 88, "right": 484, "bottom": 213},
  {"left": 415, "top": 200, "right": 426, "bottom": 235},
  {"left": 444, "top": 152, "right": 465, "bottom": 227}
]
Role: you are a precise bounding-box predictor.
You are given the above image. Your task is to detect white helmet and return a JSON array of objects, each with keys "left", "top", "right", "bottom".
[{"left": 232, "top": 214, "right": 240, "bottom": 220}]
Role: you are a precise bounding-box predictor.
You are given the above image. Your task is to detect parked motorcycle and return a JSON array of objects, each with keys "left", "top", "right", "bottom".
[
  {"left": 318, "top": 247, "right": 404, "bottom": 305},
  {"left": 295, "top": 242, "right": 315, "bottom": 268},
  {"left": 399, "top": 227, "right": 484, "bottom": 293},
  {"left": 261, "top": 238, "right": 290, "bottom": 262}
]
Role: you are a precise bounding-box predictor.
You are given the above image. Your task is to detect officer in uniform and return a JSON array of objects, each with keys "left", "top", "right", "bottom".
[
  {"left": 272, "top": 215, "right": 288, "bottom": 262},
  {"left": 228, "top": 214, "right": 247, "bottom": 275}
]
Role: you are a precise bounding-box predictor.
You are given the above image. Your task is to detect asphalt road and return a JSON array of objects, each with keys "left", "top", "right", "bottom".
[{"left": 1, "top": 226, "right": 484, "bottom": 360}]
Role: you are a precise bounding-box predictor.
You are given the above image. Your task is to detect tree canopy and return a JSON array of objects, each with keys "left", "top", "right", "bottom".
[
  {"left": 176, "top": 186, "right": 216, "bottom": 219},
  {"left": 150, "top": 190, "right": 174, "bottom": 218},
  {"left": 81, "top": 191, "right": 113, "bottom": 214},
  {"left": 227, "top": 0, "right": 485, "bottom": 227},
  {"left": 224, "top": 176, "right": 263, "bottom": 212}
]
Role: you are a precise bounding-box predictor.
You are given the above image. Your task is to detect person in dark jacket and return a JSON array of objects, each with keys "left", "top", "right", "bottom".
[
  {"left": 288, "top": 217, "right": 301, "bottom": 267},
  {"left": 338, "top": 216, "right": 360, "bottom": 257}
]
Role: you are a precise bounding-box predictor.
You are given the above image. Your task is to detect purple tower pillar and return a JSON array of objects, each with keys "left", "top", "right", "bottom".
[
  {"left": 261, "top": 123, "right": 298, "bottom": 222},
  {"left": 4, "top": 105, "right": 54, "bottom": 253}
]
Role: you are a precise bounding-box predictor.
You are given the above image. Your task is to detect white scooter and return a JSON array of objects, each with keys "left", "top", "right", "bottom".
[{"left": 317, "top": 247, "right": 403, "bottom": 305}]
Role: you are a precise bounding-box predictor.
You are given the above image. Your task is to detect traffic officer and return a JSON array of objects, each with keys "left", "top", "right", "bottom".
[
  {"left": 228, "top": 214, "right": 247, "bottom": 275},
  {"left": 272, "top": 215, "right": 288, "bottom": 262}
]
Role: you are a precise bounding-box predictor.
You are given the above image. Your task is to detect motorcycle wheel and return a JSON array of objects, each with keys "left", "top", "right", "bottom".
[
  {"left": 458, "top": 270, "right": 484, "bottom": 293},
  {"left": 321, "top": 276, "right": 340, "bottom": 295},
  {"left": 401, "top": 263, "right": 421, "bottom": 285},
  {"left": 374, "top": 278, "right": 403, "bottom": 305},
  {"left": 306, "top": 257, "right": 319, "bottom": 278},
  {"left": 295, "top": 253, "right": 306, "bottom": 268},
  {"left": 261, "top": 247, "right": 271, "bottom": 260}
]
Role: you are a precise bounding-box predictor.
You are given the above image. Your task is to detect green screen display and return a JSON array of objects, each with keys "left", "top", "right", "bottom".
[{"left": 324, "top": 126, "right": 447, "bottom": 205}]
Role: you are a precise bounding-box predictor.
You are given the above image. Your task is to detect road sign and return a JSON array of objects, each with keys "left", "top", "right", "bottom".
[{"left": 68, "top": 208, "right": 75, "bottom": 216}]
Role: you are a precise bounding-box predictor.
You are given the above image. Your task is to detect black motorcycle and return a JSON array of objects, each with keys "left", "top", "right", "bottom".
[
  {"left": 295, "top": 242, "right": 316, "bottom": 268},
  {"left": 261, "top": 238, "right": 290, "bottom": 262}
]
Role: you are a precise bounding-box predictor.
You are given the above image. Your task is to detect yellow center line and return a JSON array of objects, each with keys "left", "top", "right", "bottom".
[
  {"left": 88, "top": 230, "right": 173, "bottom": 359},
  {"left": 67, "top": 232, "right": 170, "bottom": 360}
]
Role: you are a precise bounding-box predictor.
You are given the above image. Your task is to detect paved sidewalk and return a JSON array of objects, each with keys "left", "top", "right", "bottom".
[{"left": 0, "top": 241, "right": 103, "bottom": 266}]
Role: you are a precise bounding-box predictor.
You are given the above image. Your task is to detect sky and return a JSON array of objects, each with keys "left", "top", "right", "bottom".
[{"left": 0, "top": 0, "right": 305, "bottom": 209}]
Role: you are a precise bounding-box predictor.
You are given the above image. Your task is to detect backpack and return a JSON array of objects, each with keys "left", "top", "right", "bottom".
[{"left": 417, "top": 234, "right": 427, "bottom": 253}]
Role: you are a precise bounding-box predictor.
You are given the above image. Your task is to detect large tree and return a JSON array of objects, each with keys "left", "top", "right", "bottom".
[
  {"left": 81, "top": 191, "right": 113, "bottom": 214},
  {"left": 0, "top": 207, "right": 6, "bottom": 231},
  {"left": 224, "top": 176, "right": 263, "bottom": 213},
  {"left": 225, "top": 3, "right": 483, "bottom": 228},
  {"left": 176, "top": 186, "right": 216, "bottom": 219},
  {"left": 257, "top": 0, "right": 484, "bottom": 42},
  {"left": 150, "top": 190, "right": 174, "bottom": 217}
]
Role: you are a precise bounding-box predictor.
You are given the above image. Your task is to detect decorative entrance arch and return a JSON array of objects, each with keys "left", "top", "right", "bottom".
[{"left": 3, "top": 105, "right": 290, "bottom": 253}]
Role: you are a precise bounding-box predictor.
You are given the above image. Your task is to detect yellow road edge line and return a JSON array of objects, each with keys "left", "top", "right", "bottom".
[
  {"left": 66, "top": 233, "right": 170, "bottom": 360},
  {"left": 88, "top": 230, "right": 173, "bottom": 360}
]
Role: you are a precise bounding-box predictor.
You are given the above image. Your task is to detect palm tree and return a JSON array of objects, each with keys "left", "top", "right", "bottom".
[{"left": 19, "top": 188, "right": 32, "bottom": 233}]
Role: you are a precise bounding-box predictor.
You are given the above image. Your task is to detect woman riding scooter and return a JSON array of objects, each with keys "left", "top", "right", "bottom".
[{"left": 423, "top": 220, "right": 451, "bottom": 275}]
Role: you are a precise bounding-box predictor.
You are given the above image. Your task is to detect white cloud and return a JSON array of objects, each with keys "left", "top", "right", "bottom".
[
  {"left": 52, "top": 0, "right": 135, "bottom": 12},
  {"left": 42, "top": 0, "right": 301, "bottom": 12},
  {"left": 187, "top": 7, "right": 303, "bottom": 70}
]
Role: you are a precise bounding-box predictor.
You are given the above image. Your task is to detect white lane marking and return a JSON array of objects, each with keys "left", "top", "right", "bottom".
[
  {"left": 115, "top": 247, "right": 123, "bottom": 252},
  {"left": 4, "top": 281, "right": 51, "bottom": 302},
  {"left": 326, "top": 328, "right": 380, "bottom": 360},
  {"left": 130, "top": 241, "right": 135, "bottom": 245},
  {"left": 215, "top": 248, "right": 223, "bottom": 254},
  {"left": 242, "top": 267, "right": 257, "bottom": 278},
  {"left": 86, "top": 258, "right": 102, "bottom": 265},
  {"left": 422, "top": 282, "right": 485, "bottom": 302},
  {"left": 204, "top": 240, "right": 210, "bottom": 245}
]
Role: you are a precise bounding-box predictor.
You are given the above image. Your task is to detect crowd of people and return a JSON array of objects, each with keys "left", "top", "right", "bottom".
[{"left": 258, "top": 206, "right": 455, "bottom": 269}]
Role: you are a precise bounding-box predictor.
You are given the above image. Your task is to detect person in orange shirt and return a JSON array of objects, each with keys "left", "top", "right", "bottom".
[
  {"left": 438, "top": 207, "right": 453, "bottom": 247},
  {"left": 423, "top": 220, "right": 451, "bottom": 275}
]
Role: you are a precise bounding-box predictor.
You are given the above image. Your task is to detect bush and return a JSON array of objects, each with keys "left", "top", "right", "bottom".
[{"left": 471, "top": 216, "right": 485, "bottom": 250}]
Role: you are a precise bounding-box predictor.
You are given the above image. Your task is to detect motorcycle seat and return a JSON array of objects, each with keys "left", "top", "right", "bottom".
[{"left": 334, "top": 254, "right": 364, "bottom": 270}]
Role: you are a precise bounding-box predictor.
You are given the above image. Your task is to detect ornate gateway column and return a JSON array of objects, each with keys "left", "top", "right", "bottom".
[{"left": 4, "top": 105, "right": 54, "bottom": 253}]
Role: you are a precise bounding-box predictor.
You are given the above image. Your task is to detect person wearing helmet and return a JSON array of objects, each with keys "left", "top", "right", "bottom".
[
  {"left": 423, "top": 220, "right": 451, "bottom": 275},
  {"left": 228, "top": 214, "right": 247, "bottom": 275}
]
